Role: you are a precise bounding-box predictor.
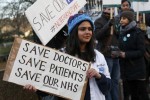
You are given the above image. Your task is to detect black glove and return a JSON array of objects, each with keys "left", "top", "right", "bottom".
[{"left": 108, "top": 18, "right": 114, "bottom": 26}]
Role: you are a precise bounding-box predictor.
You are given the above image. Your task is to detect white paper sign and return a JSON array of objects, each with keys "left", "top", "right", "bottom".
[
  {"left": 5, "top": 38, "right": 89, "bottom": 100},
  {"left": 133, "top": 2, "right": 150, "bottom": 12},
  {"left": 25, "top": 0, "right": 87, "bottom": 45},
  {"left": 103, "top": 0, "right": 121, "bottom": 7}
]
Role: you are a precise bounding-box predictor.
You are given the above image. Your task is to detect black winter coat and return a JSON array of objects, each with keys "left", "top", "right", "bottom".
[
  {"left": 94, "top": 13, "right": 119, "bottom": 57},
  {"left": 119, "top": 26, "right": 146, "bottom": 80}
]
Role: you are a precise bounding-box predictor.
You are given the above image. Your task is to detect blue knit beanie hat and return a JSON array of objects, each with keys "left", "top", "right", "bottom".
[{"left": 67, "top": 14, "right": 94, "bottom": 34}]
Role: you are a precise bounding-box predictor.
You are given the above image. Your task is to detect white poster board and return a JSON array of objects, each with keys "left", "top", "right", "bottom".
[
  {"left": 103, "top": 0, "right": 121, "bottom": 7},
  {"left": 3, "top": 38, "right": 90, "bottom": 100},
  {"left": 133, "top": 1, "right": 150, "bottom": 13},
  {"left": 25, "top": 0, "right": 87, "bottom": 45}
]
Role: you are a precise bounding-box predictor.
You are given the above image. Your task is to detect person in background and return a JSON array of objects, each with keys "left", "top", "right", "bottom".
[
  {"left": 136, "top": 13, "right": 147, "bottom": 31},
  {"left": 121, "top": 0, "right": 132, "bottom": 12},
  {"left": 137, "top": 12, "right": 150, "bottom": 93},
  {"left": 145, "top": 13, "right": 150, "bottom": 27},
  {"left": 114, "top": 0, "right": 133, "bottom": 35},
  {"left": 94, "top": 7, "right": 120, "bottom": 100},
  {"left": 144, "top": 28, "right": 150, "bottom": 91},
  {"left": 24, "top": 14, "right": 112, "bottom": 100},
  {"left": 118, "top": 11, "right": 149, "bottom": 100}
]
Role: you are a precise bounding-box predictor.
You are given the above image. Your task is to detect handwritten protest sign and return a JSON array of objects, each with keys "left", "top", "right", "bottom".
[
  {"left": 133, "top": 1, "right": 150, "bottom": 13},
  {"left": 25, "top": 0, "right": 86, "bottom": 45},
  {"left": 3, "top": 38, "right": 90, "bottom": 100},
  {"left": 103, "top": 0, "right": 121, "bottom": 7}
]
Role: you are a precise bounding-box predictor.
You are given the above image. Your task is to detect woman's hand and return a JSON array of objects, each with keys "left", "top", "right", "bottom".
[
  {"left": 23, "top": 84, "right": 37, "bottom": 92},
  {"left": 86, "top": 68, "right": 101, "bottom": 79}
]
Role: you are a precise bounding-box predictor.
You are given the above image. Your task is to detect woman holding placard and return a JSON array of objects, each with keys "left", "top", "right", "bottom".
[{"left": 24, "top": 14, "right": 112, "bottom": 100}]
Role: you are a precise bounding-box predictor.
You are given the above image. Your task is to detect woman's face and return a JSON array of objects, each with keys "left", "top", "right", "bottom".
[
  {"left": 78, "top": 21, "right": 93, "bottom": 44},
  {"left": 121, "top": 1, "right": 130, "bottom": 11},
  {"left": 120, "top": 17, "right": 129, "bottom": 26}
]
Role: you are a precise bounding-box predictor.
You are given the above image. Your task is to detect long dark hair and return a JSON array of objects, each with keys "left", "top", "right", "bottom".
[{"left": 66, "top": 21, "right": 96, "bottom": 62}]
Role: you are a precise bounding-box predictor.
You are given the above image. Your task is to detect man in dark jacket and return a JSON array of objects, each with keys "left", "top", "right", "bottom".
[{"left": 94, "top": 7, "right": 120, "bottom": 100}]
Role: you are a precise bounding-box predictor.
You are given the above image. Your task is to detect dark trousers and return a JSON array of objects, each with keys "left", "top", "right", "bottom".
[{"left": 123, "top": 80, "right": 149, "bottom": 100}]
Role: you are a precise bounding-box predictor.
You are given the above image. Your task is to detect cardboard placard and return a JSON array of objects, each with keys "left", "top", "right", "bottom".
[{"left": 3, "top": 38, "right": 89, "bottom": 100}]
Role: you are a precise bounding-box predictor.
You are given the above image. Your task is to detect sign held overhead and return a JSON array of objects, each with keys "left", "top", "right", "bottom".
[{"left": 25, "top": 0, "right": 87, "bottom": 45}]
